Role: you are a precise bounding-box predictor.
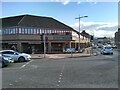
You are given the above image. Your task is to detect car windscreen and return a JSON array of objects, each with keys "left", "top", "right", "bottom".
[
  {"left": 2, "top": 54, "right": 11, "bottom": 57},
  {"left": 105, "top": 47, "right": 112, "bottom": 49}
]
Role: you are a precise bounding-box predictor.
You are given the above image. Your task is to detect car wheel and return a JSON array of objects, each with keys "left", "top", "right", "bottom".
[{"left": 18, "top": 57, "right": 25, "bottom": 62}]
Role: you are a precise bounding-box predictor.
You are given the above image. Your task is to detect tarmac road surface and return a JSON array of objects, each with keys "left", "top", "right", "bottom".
[{"left": 2, "top": 50, "right": 118, "bottom": 88}]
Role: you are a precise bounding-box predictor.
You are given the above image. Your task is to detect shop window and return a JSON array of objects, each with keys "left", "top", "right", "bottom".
[
  {"left": 40, "top": 29, "right": 42, "bottom": 35},
  {"left": 28, "top": 28, "right": 31, "bottom": 34},
  {"left": 45, "top": 30, "right": 47, "bottom": 34},
  {"left": 48, "top": 30, "right": 50, "bottom": 34},
  {"left": 51, "top": 30, "right": 55, "bottom": 35},
  {"left": 34, "top": 28, "right": 37, "bottom": 34},
  {"left": 37, "top": 29, "right": 40, "bottom": 34},
  {"left": 30, "top": 28, "right": 33, "bottom": 34},
  {"left": 21, "top": 28, "right": 25, "bottom": 34},
  {"left": 19, "top": 28, "right": 22, "bottom": 34},
  {"left": 44, "top": 29, "right": 48, "bottom": 34},
  {"left": 49, "top": 30, "right": 51, "bottom": 35},
  {"left": 54, "top": 30, "right": 56, "bottom": 35},
  {"left": 24, "top": 28, "right": 28, "bottom": 34},
  {"left": 46, "top": 29, "right": 49, "bottom": 35},
  {"left": 41, "top": 29, "right": 44, "bottom": 34},
  {"left": 56, "top": 30, "right": 59, "bottom": 35},
  {"left": 16, "top": 28, "right": 18, "bottom": 34},
  {"left": 13, "top": 28, "right": 16, "bottom": 34},
  {"left": 10, "top": 29, "right": 13, "bottom": 34}
]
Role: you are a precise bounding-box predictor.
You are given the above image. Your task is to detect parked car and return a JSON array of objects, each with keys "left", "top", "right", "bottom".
[
  {"left": 0, "top": 54, "right": 14, "bottom": 68},
  {"left": 0, "top": 50, "right": 31, "bottom": 62},
  {"left": 101, "top": 46, "right": 113, "bottom": 55},
  {"left": 112, "top": 45, "right": 117, "bottom": 49}
]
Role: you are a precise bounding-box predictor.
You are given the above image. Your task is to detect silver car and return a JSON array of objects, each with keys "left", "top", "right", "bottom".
[
  {"left": 0, "top": 50, "right": 31, "bottom": 62},
  {"left": 101, "top": 46, "right": 113, "bottom": 55}
]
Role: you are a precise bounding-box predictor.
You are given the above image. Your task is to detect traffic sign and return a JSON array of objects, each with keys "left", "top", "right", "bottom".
[{"left": 66, "top": 48, "right": 75, "bottom": 52}]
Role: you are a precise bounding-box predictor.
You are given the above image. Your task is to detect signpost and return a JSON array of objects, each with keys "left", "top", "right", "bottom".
[{"left": 66, "top": 48, "right": 75, "bottom": 57}]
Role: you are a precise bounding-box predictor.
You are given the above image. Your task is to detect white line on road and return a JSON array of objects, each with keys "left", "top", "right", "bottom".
[
  {"left": 59, "top": 74, "right": 62, "bottom": 77},
  {"left": 56, "top": 62, "right": 66, "bottom": 87},
  {"left": 19, "top": 60, "right": 33, "bottom": 69},
  {"left": 9, "top": 83, "right": 13, "bottom": 86},
  {"left": 57, "top": 84, "right": 60, "bottom": 87},
  {"left": 59, "top": 77, "right": 62, "bottom": 80}
]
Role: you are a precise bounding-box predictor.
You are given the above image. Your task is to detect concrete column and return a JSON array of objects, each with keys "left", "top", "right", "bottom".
[
  {"left": 75, "top": 42, "right": 76, "bottom": 49},
  {"left": 32, "top": 45, "right": 35, "bottom": 54},
  {"left": 62, "top": 43, "right": 66, "bottom": 52},
  {"left": 69, "top": 41, "right": 71, "bottom": 48},
  {"left": 48, "top": 42, "right": 51, "bottom": 53},
  {"left": 17, "top": 42, "right": 22, "bottom": 52}
]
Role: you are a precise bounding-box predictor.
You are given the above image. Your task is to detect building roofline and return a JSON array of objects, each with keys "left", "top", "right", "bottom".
[{"left": 1, "top": 14, "right": 80, "bottom": 34}]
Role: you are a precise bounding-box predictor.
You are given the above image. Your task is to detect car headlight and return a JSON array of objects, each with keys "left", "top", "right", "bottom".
[
  {"left": 3, "top": 57, "right": 9, "bottom": 60},
  {"left": 9, "top": 60, "right": 14, "bottom": 63},
  {"left": 25, "top": 55, "right": 31, "bottom": 58}
]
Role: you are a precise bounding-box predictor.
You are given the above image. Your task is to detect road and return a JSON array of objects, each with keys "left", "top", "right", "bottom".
[{"left": 2, "top": 49, "right": 119, "bottom": 89}]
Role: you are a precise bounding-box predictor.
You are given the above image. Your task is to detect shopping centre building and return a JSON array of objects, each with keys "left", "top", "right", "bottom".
[{"left": 0, "top": 14, "right": 91, "bottom": 53}]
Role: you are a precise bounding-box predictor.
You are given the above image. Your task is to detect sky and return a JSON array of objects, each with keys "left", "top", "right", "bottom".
[{"left": 1, "top": 1, "right": 118, "bottom": 38}]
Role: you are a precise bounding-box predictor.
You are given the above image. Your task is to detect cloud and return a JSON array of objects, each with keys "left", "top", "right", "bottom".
[
  {"left": 50, "top": 0, "right": 97, "bottom": 5},
  {"left": 50, "top": 0, "right": 118, "bottom": 5},
  {"left": 70, "top": 21, "right": 118, "bottom": 38},
  {"left": 1, "top": 0, "right": 119, "bottom": 2},
  {"left": 50, "top": 0, "right": 70, "bottom": 5}
]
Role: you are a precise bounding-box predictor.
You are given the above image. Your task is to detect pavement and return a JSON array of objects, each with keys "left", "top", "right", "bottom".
[{"left": 30, "top": 47, "right": 98, "bottom": 59}]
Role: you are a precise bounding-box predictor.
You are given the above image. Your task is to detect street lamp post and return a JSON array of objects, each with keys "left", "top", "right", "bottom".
[
  {"left": 75, "top": 15, "right": 88, "bottom": 52},
  {"left": 43, "top": 34, "right": 46, "bottom": 58}
]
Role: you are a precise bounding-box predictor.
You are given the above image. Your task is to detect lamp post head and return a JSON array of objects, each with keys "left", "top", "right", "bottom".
[
  {"left": 75, "top": 16, "right": 88, "bottom": 19},
  {"left": 81, "top": 16, "right": 88, "bottom": 18},
  {"left": 84, "top": 16, "right": 88, "bottom": 17}
]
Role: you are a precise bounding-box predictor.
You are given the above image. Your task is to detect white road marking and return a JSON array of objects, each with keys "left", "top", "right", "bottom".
[
  {"left": 59, "top": 74, "right": 62, "bottom": 76},
  {"left": 57, "top": 84, "right": 59, "bottom": 87},
  {"left": 57, "top": 80, "right": 61, "bottom": 84},
  {"left": 19, "top": 60, "right": 33, "bottom": 69},
  {"left": 9, "top": 83, "right": 13, "bottom": 86},
  {"left": 59, "top": 77, "right": 62, "bottom": 80},
  {"left": 20, "top": 65, "right": 26, "bottom": 69},
  {"left": 56, "top": 62, "right": 66, "bottom": 87}
]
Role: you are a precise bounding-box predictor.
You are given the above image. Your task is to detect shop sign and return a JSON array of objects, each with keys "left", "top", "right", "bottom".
[{"left": 53, "top": 36, "right": 71, "bottom": 40}]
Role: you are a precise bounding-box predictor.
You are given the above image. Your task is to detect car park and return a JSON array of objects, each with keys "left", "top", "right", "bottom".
[
  {"left": 0, "top": 54, "right": 14, "bottom": 68},
  {"left": 101, "top": 46, "right": 113, "bottom": 55},
  {"left": 0, "top": 50, "right": 31, "bottom": 62}
]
